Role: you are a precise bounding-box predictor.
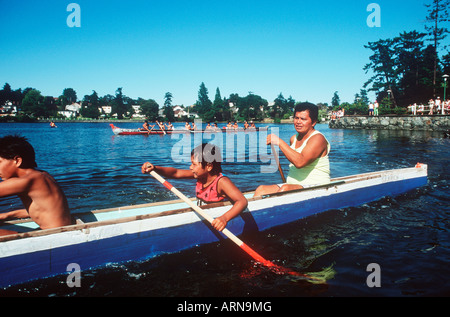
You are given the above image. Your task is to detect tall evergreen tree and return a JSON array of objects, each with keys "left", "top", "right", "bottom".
[
  {"left": 112, "top": 87, "right": 132, "bottom": 119},
  {"left": 364, "top": 39, "right": 399, "bottom": 106},
  {"left": 331, "top": 91, "right": 341, "bottom": 108},
  {"left": 0, "top": 83, "right": 12, "bottom": 105},
  {"left": 395, "top": 31, "right": 428, "bottom": 105},
  {"left": 210, "top": 87, "right": 225, "bottom": 122},
  {"left": 425, "top": 0, "right": 450, "bottom": 96},
  {"left": 81, "top": 90, "right": 101, "bottom": 118},
  {"left": 194, "top": 82, "right": 212, "bottom": 117},
  {"left": 163, "top": 92, "right": 175, "bottom": 121}
]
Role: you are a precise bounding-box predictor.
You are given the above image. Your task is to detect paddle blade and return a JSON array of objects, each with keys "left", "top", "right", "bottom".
[
  {"left": 240, "top": 242, "right": 327, "bottom": 284},
  {"left": 240, "top": 242, "right": 275, "bottom": 267}
]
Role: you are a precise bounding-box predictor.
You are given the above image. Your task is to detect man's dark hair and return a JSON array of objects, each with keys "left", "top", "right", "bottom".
[
  {"left": 0, "top": 135, "right": 37, "bottom": 168},
  {"left": 191, "top": 143, "right": 222, "bottom": 175},
  {"left": 294, "top": 102, "right": 319, "bottom": 123}
]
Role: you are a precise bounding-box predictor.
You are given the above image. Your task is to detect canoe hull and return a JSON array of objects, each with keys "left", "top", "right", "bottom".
[{"left": 0, "top": 165, "right": 428, "bottom": 288}]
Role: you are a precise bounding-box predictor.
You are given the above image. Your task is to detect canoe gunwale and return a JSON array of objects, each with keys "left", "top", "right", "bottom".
[
  {"left": 0, "top": 182, "right": 341, "bottom": 242},
  {"left": 0, "top": 165, "right": 427, "bottom": 243}
]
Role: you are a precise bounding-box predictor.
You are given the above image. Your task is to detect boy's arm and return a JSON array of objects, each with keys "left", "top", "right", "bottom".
[
  {"left": 213, "top": 177, "right": 248, "bottom": 231},
  {"left": 0, "top": 177, "right": 31, "bottom": 198},
  {"left": 0, "top": 178, "right": 32, "bottom": 221},
  {"left": 141, "top": 162, "right": 193, "bottom": 179},
  {"left": 0, "top": 209, "right": 29, "bottom": 221}
]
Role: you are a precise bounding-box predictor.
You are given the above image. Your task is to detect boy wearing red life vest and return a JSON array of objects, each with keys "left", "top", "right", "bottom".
[{"left": 141, "top": 143, "right": 248, "bottom": 232}]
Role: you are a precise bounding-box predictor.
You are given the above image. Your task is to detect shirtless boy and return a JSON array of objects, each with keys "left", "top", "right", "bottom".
[{"left": 0, "top": 135, "right": 73, "bottom": 236}]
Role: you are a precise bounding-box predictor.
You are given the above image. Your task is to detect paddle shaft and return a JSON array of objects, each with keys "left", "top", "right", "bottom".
[
  {"left": 271, "top": 143, "right": 286, "bottom": 183},
  {"left": 148, "top": 170, "right": 325, "bottom": 282},
  {"left": 149, "top": 171, "right": 275, "bottom": 265}
]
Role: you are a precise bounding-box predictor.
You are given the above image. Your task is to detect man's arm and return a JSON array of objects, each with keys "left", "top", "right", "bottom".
[
  {"left": 269, "top": 134, "right": 328, "bottom": 170},
  {"left": 0, "top": 209, "right": 29, "bottom": 221},
  {"left": 285, "top": 134, "right": 328, "bottom": 169}
]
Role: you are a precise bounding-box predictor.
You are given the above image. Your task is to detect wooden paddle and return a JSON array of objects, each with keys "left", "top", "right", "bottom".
[
  {"left": 149, "top": 170, "right": 324, "bottom": 282},
  {"left": 271, "top": 143, "right": 286, "bottom": 183}
]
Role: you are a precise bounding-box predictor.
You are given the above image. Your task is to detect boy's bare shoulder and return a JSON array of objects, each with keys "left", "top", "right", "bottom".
[
  {"left": 24, "top": 169, "right": 57, "bottom": 185},
  {"left": 217, "top": 175, "right": 239, "bottom": 191}
]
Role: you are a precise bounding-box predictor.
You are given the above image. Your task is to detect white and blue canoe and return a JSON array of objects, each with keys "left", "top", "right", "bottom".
[{"left": 0, "top": 164, "right": 428, "bottom": 288}]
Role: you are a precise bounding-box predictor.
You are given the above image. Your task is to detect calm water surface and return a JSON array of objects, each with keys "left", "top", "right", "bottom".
[{"left": 0, "top": 122, "right": 449, "bottom": 297}]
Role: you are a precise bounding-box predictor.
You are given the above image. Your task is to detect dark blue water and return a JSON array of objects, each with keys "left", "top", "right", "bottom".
[{"left": 0, "top": 122, "right": 449, "bottom": 297}]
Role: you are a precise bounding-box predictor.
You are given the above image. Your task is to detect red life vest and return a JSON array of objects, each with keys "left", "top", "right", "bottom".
[{"left": 196, "top": 173, "right": 225, "bottom": 204}]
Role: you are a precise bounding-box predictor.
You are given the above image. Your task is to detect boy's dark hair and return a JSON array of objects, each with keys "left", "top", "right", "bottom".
[
  {"left": 0, "top": 135, "right": 37, "bottom": 168},
  {"left": 294, "top": 102, "right": 319, "bottom": 123},
  {"left": 191, "top": 143, "right": 222, "bottom": 175}
]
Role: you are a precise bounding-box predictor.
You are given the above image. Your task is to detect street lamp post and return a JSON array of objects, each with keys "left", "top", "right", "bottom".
[{"left": 443, "top": 75, "right": 449, "bottom": 115}]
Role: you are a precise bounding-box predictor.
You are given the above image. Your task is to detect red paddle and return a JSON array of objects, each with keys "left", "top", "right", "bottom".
[{"left": 149, "top": 170, "right": 325, "bottom": 283}]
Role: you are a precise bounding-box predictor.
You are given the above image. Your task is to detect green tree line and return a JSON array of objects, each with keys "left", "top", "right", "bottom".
[
  {"left": 0, "top": 82, "right": 303, "bottom": 122},
  {"left": 363, "top": 0, "right": 450, "bottom": 108},
  {"left": 192, "top": 82, "right": 297, "bottom": 122},
  {"left": 0, "top": 84, "right": 163, "bottom": 121}
]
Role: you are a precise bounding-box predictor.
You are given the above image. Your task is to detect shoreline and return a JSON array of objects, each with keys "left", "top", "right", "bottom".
[{"left": 329, "top": 114, "right": 449, "bottom": 132}]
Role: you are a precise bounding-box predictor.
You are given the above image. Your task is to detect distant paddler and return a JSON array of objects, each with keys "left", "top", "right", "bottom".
[
  {"left": 156, "top": 120, "right": 165, "bottom": 130},
  {"left": 156, "top": 120, "right": 166, "bottom": 134},
  {"left": 50, "top": 121, "right": 57, "bottom": 128},
  {"left": 141, "top": 120, "right": 155, "bottom": 133},
  {"left": 223, "top": 121, "right": 233, "bottom": 129},
  {"left": 165, "top": 121, "right": 174, "bottom": 130}
]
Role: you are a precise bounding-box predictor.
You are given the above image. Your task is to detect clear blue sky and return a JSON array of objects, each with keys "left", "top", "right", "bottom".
[{"left": 0, "top": 0, "right": 430, "bottom": 107}]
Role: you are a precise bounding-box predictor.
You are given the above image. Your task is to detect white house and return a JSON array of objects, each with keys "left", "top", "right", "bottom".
[
  {"left": 58, "top": 102, "right": 81, "bottom": 118},
  {"left": 172, "top": 105, "right": 199, "bottom": 119},
  {"left": 132, "top": 105, "right": 145, "bottom": 118},
  {"left": 58, "top": 110, "right": 77, "bottom": 118},
  {"left": 65, "top": 102, "right": 81, "bottom": 113},
  {"left": 0, "top": 101, "right": 17, "bottom": 116},
  {"left": 100, "top": 106, "right": 112, "bottom": 115},
  {"left": 172, "top": 105, "right": 187, "bottom": 118}
]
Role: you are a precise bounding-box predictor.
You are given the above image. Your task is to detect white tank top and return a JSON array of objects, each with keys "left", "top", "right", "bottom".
[{"left": 286, "top": 130, "right": 331, "bottom": 186}]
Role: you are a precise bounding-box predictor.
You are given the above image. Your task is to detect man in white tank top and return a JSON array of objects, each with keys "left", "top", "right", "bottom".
[{"left": 253, "top": 103, "right": 330, "bottom": 197}]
